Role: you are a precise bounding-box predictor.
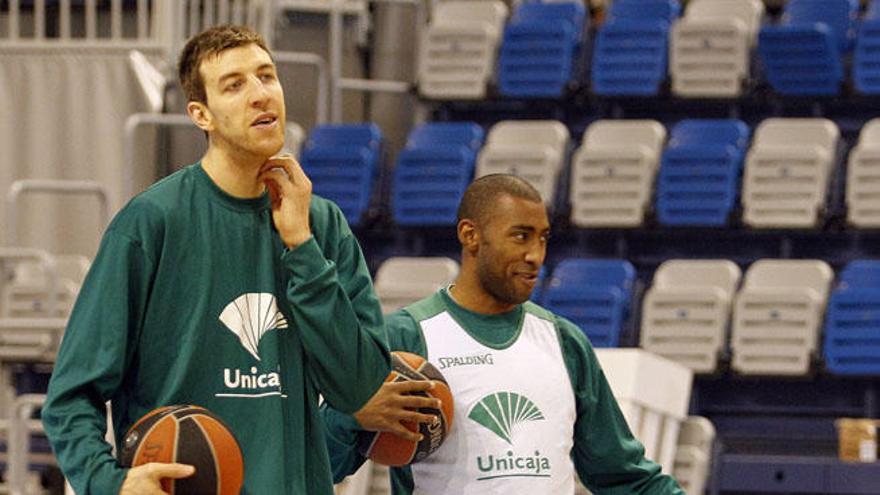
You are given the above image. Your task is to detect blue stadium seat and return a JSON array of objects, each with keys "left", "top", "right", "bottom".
[
  {"left": 606, "top": 0, "right": 681, "bottom": 23},
  {"left": 666, "top": 119, "right": 750, "bottom": 149},
  {"left": 591, "top": 0, "right": 680, "bottom": 96},
  {"left": 299, "top": 123, "right": 382, "bottom": 227},
  {"left": 392, "top": 123, "right": 485, "bottom": 226},
  {"left": 757, "top": 0, "right": 857, "bottom": 96},
  {"left": 406, "top": 122, "right": 485, "bottom": 150},
  {"left": 541, "top": 259, "right": 636, "bottom": 347},
  {"left": 824, "top": 260, "right": 880, "bottom": 375},
  {"left": 656, "top": 120, "right": 750, "bottom": 226},
  {"left": 854, "top": 1, "right": 880, "bottom": 94},
  {"left": 498, "top": 1, "right": 586, "bottom": 98}
]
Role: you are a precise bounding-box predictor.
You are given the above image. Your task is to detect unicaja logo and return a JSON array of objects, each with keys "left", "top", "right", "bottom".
[
  {"left": 469, "top": 392, "right": 551, "bottom": 480},
  {"left": 219, "top": 293, "right": 288, "bottom": 361},
  {"left": 216, "top": 293, "right": 288, "bottom": 399},
  {"left": 468, "top": 392, "right": 545, "bottom": 444}
]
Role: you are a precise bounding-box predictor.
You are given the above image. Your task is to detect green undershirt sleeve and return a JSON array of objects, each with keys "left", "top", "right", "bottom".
[
  {"left": 556, "top": 317, "right": 684, "bottom": 495},
  {"left": 322, "top": 309, "right": 424, "bottom": 493}
]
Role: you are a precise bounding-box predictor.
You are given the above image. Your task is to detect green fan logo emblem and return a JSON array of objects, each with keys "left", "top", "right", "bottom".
[{"left": 468, "top": 392, "right": 545, "bottom": 444}]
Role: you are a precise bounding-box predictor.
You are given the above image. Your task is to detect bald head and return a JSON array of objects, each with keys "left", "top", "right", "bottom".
[{"left": 457, "top": 174, "right": 543, "bottom": 227}]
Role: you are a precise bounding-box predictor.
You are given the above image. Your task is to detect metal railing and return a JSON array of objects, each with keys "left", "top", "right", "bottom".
[
  {"left": 5, "top": 180, "right": 111, "bottom": 249},
  {"left": 1, "top": 0, "right": 276, "bottom": 52},
  {"left": 329, "top": 0, "right": 425, "bottom": 122},
  {"left": 3, "top": 0, "right": 403, "bottom": 122},
  {"left": 2, "top": 0, "right": 160, "bottom": 50}
]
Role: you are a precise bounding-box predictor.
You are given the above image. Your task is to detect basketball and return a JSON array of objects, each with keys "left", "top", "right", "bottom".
[
  {"left": 119, "top": 405, "right": 244, "bottom": 495},
  {"left": 358, "top": 351, "right": 454, "bottom": 466}
]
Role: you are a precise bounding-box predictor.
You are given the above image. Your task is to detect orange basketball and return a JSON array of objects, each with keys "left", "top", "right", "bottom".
[
  {"left": 119, "top": 405, "right": 244, "bottom": 495},
  {"left": 358, "top": 351, "right": 454, "bottom": 466}
]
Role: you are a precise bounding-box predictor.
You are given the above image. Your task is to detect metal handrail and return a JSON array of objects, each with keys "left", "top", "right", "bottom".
[
  {"left": 329, "top": 0, "right": 425, "bottom": 122},
  {"left": 5, "top": 180, "right": 111, "bottom": 248},
  {"left": 2, "top": 0, "right": 155, "bottom": 43},
  {"left": 122, "top": 113, "right": 194, "bottom": 201},
  {"left": 338, "top": 78, "right": 411, "bottom": 94},
  {"left": 129, "top": 49, "right": 167, "bottom": 114}
]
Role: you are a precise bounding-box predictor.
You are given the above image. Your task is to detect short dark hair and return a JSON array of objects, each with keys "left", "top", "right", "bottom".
[
  {"left": 457, "top": 174, "right": 543, "bottom": 226},
  {"left": 177, "top": 25, "right": 270, "bottom": 104}
]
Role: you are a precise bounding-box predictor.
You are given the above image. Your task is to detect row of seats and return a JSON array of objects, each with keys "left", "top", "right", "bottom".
[
  {"left": 418, "top": 0, "right": 880, "bottom": 99},
  {"left": 300, "top": 117, "right": 880, "bottom": 229},
  {"left": 372, "top": 255, "right": 880, "bottom": 377},
  {"left": 299, "top": 119, "right": 564, "bottom": 227},
  {"left": 558, "top": 257, "right": 880, "bottom": 376}
]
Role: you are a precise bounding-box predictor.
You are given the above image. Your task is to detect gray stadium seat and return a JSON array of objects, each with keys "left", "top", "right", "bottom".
[
  {"left": 671, "top": 0, "right": 764, "bottom": 97},
  {"left": 417, "top": 1, "right": 509, "bottom": 100},
  {"left": 570, "top": 119, "right": 666, "bottom": 227},
  {"left": 742, "top": 119, "right": 840, "bottom": 228},
  {"left": 374, "top": 257, "right": 459, "bottom": 314},
  {"left": 476, "top": 120, "right": 570, "bottom": 206},
  {"left": 731, "top": 259, "right": 833, "bottom": 375},
  {"left": 846, "top": 118, "right": 880, "bottom": 227},
  {"left": 641, "top": 259, "right": 741, "bottom": 373}
]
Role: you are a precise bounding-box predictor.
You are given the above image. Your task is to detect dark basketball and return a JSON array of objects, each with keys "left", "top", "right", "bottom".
[
  {"left": 358, "top": 351, "right": 454, "bottom": 466},
  {"left": 119, "top": 405, "right": 244, "bottom": 495}
]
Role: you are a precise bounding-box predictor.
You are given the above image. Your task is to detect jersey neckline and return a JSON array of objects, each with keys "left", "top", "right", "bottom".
[
  {"left": 193, "top": 162, "right": 271, "bottom": 212},
  {"left": 439, "top": 287, "right": 526, "bottom": 350}
]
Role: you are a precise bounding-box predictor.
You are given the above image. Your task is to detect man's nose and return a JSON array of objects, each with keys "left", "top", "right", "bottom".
[
  {"left": 249, "top": 76, "right": 270, "bottom": 105},
  {"left": 524, "top": 242, "right": 545, "bottom": 265}
]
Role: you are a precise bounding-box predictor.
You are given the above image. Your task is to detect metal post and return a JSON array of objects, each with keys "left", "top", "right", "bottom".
[
  {"left": 59, "top": 0, "right": 72, "bottom": 40},
  {"left": 111, "top": 0, "right": 123, "bottom": 40},
  {"left": 137, "top": 0, "right": 149, "bottom": 40},
  {"left": 129, "top": 49, "right": 168, "bottom": 113},
  {"left": 34, "top": 0, "right": 45, "bottom": 40},
  {"left": 85, "top": 0, "right": 97, "bottom": 40},
  {"left": 329, "top": 0, "right": 345, "bottom": 122},
  {"left": 9, "top": 0, "right": 20, "bottom": 40},
  {"left": 8, "top": 394, "right": 45, "bottom": 495}
]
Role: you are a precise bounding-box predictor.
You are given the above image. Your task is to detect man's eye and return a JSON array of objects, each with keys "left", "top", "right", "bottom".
[{"left": 260, "top": 73, "right": 276, "bottom": 82}]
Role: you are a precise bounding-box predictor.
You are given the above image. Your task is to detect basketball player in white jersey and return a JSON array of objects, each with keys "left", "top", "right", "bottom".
[{"left": 323, "top": 174, "right": 684, "bottom": 494}]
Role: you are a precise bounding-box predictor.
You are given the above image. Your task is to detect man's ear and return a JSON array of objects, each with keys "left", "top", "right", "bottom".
[
  {"left": 186, "top": 101, "right": 213, "bottom": 132},
  {"left": 458, "top": 219, "right": 480, "bottom": 255}
]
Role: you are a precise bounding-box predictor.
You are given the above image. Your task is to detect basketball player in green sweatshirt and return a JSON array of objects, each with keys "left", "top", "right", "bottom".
[
  {"left": 323, "top": 174, "right": 684, "bottom": 494},
  {"left": 42, "top": 25, "right": 390, "bottom": 494}
]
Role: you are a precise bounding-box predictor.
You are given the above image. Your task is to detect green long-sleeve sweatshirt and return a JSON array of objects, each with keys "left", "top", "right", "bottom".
[
  {"left": 323, "top": 289, "right": 684, "bottom": 494},
  {"left": 42, "top": 163, "right": 390, "bottom": 494}
]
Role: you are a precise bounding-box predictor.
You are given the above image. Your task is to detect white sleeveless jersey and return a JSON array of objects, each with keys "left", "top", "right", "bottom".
[{"left": 410, "top": 303, "right": 577, "bottom": 495}]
